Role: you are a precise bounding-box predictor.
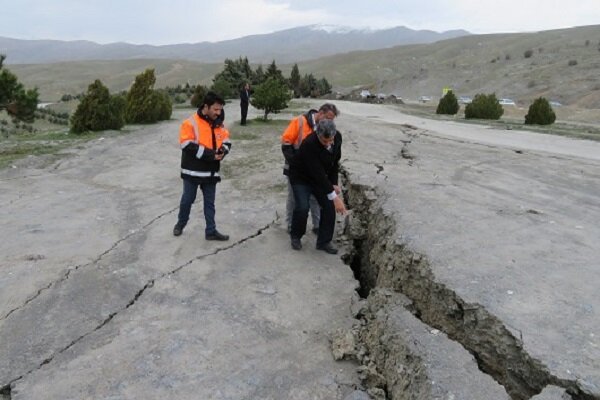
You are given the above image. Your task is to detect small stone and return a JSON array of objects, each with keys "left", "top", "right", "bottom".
[{"left": 331, "top": 329, "right": 357, "bottom": 360}]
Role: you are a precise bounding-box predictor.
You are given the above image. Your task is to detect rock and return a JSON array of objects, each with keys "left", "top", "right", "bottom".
[{"left": 331, "top": 328, "right": 358, "bottom": 360}]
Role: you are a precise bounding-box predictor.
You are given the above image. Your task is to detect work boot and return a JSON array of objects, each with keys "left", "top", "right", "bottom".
[
  {"left": 206, "top": 230, "right": 229, "bottom": 241},
  {"left": 316, "top": 242, "right": 338, "bottom": 255},
  {"left": 291, "top": 237, "right": 302, "bottom": 250},
  {"left": 173, "top": 224, "right": 185, "bottom": 237}
]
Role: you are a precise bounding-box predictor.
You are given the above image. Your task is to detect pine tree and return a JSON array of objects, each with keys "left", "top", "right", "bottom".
[
  {"left": 253, "top": 65, "right": 265, "bottom": 85},
  {"left": 125, "top": 69, "right": 172, "bottom": 123},
  {"left": 436, "top": 90, "right": 459, "bottom": 115},
  {"left": 250, "top": 77, "right": 292, "bottom": 120},
  {"left": 0, "top": 55, "right": 38, "bottom": 122},
  {"left": 70, "top": 79, "right": 125, "bottom": 134},
  {"left": 465, "top": 93, "right": 504, "bottom": 120},
  {"left": 265, "top": 60, "right": 285, "bottom": 83},
  {"left": 525, "top": 97, "right": 556, "bottom": 125},
  {"left": 290, "top": 64, "right": 301, "bottom": 97}
]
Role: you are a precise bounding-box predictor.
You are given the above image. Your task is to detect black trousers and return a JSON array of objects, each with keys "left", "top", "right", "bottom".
[
  {"left": 240, "top": 103, "right": 248, "bottom": 125},
  {"left": 290, "top": 183, "right": 335, "bottom": 247}
]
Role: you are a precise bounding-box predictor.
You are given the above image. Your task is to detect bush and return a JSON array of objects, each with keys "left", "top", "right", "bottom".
[
  {"left": 568, "top": 59, "right": 578, "bottom": 66},
  {"left": 464, "top": 93, "right": 504, "bottom": 120},
  {"left": 70, "top": 80, "right": 125, "bottom": 134},
  {"left": 436, "top": 90, "right": 459, "bottom": 115},
  {"left": 125, "top": 69, "right": 172, "bottom": 123},
  {"left": 525, "top": 97, "right": 556, "bottom": 125},
  {"left": 524, "top": 49, "right": 533, "bottom": 58}
]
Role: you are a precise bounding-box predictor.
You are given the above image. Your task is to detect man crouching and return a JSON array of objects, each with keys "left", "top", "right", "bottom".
[{"left": 288, "top": 119, "right": 347, "bottom": 254}]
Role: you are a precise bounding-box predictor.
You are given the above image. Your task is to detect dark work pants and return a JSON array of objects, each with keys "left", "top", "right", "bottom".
[
  {"left": 290, "top": 183, "right": 335, "bottom": 247},
  {"left": 240, "top": 103, "right": 248, "bottom": 125},
  {"left": 177, "top": 178, "right": 217, "bottom": 235}
]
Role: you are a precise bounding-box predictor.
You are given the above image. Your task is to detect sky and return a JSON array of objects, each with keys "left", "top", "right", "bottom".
[{"left": 1, "top": 0, "right": 598, "bottom": 45}]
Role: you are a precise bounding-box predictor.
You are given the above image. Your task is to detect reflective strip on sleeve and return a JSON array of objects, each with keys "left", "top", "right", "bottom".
[
  {"left": 188, "top": 116, "right": 200, "bottom": 142},
  {"left": 222, "top": 139, "right": 231, "bottom": 153},
  {"left": 196, "top": 145, "right": 205, "bottom": 159},
  {"left": 181, "top": 169, "right": 220, "bottom": 178},
  {"left": 180, "top": 140, "right": 194, "bottom": 149},
  {"left": 294, "top": 116, "right": 304, "bottom": 149}
]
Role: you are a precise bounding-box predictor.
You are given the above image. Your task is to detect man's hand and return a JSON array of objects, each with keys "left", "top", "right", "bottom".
[
  {"left": 333, "top": 196, "right": 347, "bottom": 215},
  {"left": 333, "top": 185, "right": 341, "bottom": 195},
  {"left": 214, "top": 147, "right": 226, "bottom": 160}
]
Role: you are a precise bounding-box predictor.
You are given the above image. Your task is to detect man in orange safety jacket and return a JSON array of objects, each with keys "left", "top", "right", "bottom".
[
  {"left": 280, "top": 103, "right": 339, "bottom": 233},
  {"left": 173, "top": 92, "right": 231, "bottom": 240}
]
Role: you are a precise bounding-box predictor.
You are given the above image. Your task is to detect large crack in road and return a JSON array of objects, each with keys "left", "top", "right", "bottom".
[{"left": 340, "top": 167, "right": 598, "bottom": 400}]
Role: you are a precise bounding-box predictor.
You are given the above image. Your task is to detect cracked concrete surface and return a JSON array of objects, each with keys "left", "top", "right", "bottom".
[
  {"left": 0, "top": 106, "right": 360, "bottom": 399},
  {"left": 2, "top": 100, "right": 600, "bottom": 399},
  {"left": 326, "top": 100, "right": 600, "bottom": 399}
]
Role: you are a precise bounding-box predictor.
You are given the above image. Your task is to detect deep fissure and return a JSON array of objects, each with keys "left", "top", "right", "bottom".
[{"left": 340, "top": 168, "right": 596, "bottom": 400}]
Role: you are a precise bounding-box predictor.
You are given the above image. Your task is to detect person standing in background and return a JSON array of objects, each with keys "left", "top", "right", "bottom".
[{"left": 240, "top": 82, "right": 251, "bottom": 126}]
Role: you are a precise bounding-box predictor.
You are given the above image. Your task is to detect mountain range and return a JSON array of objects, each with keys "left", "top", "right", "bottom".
[
  {"left": 0, "top": 25, "right": 470, "bottom": 64},
  {"left": 6, "top": 24, "right": 600, "bottom": 112}
]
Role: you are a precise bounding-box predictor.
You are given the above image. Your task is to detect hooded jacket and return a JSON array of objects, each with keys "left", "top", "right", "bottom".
[
  {"left": 179, "top": 109, "right": 231, "bottom": 183},
  {"left": 288, "top": 130, "right": 342, "bottom": 197}
]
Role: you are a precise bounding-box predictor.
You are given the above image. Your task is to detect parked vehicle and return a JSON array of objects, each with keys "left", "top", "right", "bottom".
[
  {"left": 499, "top": 98, "right": 516, "bottom": 106},
  {"left": 549, "top": 100, "right": 563, "bottom": 107},
  {"left": 458, "top": 96, "right": 472, "bottom": 104},
  {"left": 419, "top": 95, "right": 432, "bottom": 103},
  {"left": 377, "top": 93, "right": 386, "bottom": 100},
  {"left": 360, "top": 89, "right": 372, "bottom": 99}
]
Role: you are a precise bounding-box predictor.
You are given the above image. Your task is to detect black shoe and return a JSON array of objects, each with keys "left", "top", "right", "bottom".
[
  {"left": 291, "top": 237, "right": 302, "bottom": 250},
  {"left": 311, "top": 227, "right": 319, "bottom": 234},
  {"left": 173, "top": 224, "right": 184, "bottom": 237},
  {"left": 206, "top": 231, "right": 229, "bottom": 241},
  {"left": 316, "top": 242, "right": 338, "bottom": 254}
]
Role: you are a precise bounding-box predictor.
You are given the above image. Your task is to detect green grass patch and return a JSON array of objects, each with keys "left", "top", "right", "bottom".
[{"left": 0, "top": 128, "right": 131, "bottom": 169}]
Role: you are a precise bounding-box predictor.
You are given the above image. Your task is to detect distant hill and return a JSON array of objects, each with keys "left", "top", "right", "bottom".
[
  {"left": 300, "top": 24, "right": 600, "bottom": 109},
  {"left": 8, "top": 25, "right": 600, "bottom": 111},
  {"left": 0, "top": 25, "right": 470, "bottom": 64}
]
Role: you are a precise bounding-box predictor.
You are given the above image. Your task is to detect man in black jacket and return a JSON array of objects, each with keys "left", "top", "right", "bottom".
[
  {"left": 288, "top": 119, "right": 347, "bottom": 254},
  {"left": 239, "top": 83, "right": 250, "bottom": 126}
]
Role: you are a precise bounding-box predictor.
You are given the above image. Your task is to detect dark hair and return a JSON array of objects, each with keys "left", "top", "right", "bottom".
[
  {"left": 318, "top": 103, "right": 339, "bottom": 117},
  {"left": 316, "top": 119, "right": 337, "bottom": 139},
  {"left": 203, "top": 91, "right": 225, "bottom": 107}
]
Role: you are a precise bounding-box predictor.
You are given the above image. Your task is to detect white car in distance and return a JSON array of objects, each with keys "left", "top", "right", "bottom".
[{"left": 499, "top": 98, "right": 516, "bottom": 106}]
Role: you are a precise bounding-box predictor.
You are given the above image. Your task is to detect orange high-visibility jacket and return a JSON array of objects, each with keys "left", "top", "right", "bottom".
[
  {"left": 280, "top": 110, "right": 316, "bottom": 175},
  {"left": 179, "top": 112, "right": 231, "bottom": 183}
]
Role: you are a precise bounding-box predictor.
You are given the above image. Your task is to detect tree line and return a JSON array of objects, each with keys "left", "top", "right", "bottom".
[{"left": 436, "top": 91, "right": 556, "bottom": 125}]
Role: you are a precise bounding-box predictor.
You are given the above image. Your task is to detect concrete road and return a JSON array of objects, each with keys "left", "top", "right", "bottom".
[
  {"left": 318, "top": 100, "right": 599, "bottom": 399},
  {"left": 0, "top": 107, "right": 360, "bottom": 399},
  {"left": 1, "top": 99, "right": 599, "bottom": 399}
]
